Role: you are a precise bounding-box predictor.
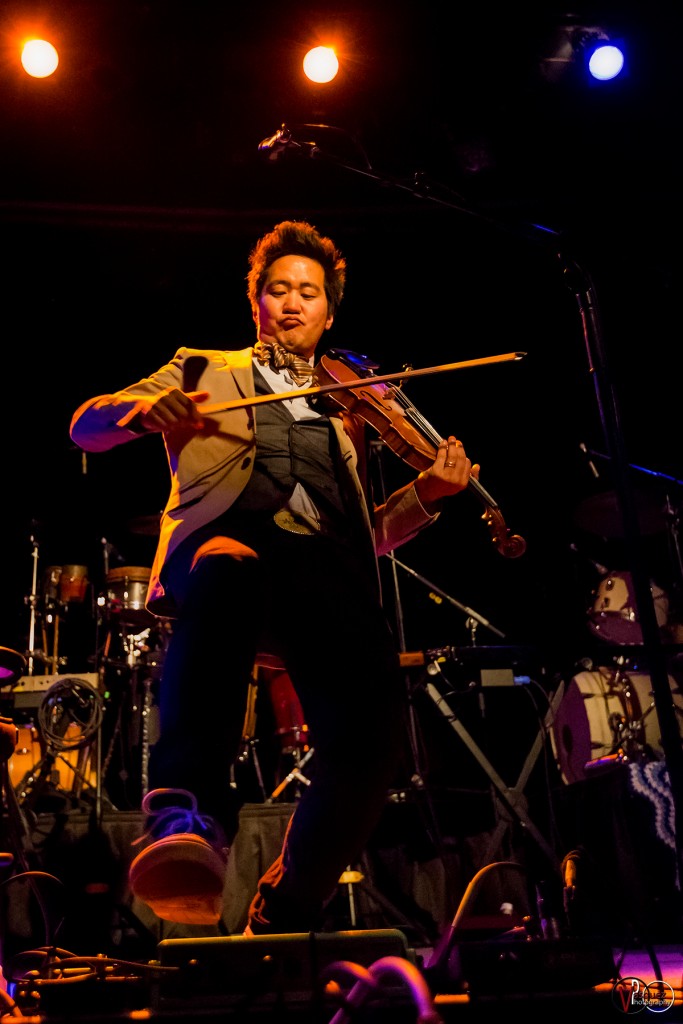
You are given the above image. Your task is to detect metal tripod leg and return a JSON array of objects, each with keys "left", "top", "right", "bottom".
[
  {"left": 337, "top": 854, "right": 435, "bottom": 946},
  {"left": 424, "top": 670, "right": 565, "bottom": 869}
]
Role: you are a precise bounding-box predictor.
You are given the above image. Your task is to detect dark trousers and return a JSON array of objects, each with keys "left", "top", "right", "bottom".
[{"left": 148, "top": 520, "right": 406, "bottom": 933}]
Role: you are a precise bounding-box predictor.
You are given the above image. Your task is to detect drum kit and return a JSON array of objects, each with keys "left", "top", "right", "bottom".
[
  {"left": 550, "top": 475, "right": 683, "bottom": 785},
  {"left": 2, "top": 550, "right": 170, "bottom": 810},
  {"left": 3, "top": 530, "right": 312, "bottom": 812},
  {"left": 548, "top": 565, "right": 683, "bottom": 785}
]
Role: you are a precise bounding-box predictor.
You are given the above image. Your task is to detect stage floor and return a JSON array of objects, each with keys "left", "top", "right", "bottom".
[
  {"left": 1, "top": 791, "right": 682, "bottom": 1021},
  {"left": 1, "top": 933, "right": 682, "bottom": 1022}
]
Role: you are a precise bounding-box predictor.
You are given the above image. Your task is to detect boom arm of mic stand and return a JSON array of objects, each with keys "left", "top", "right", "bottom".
[
  {"left": 385, "top": 555, "right": 505, "bottom": 640},
  {"left": 581, "top": 447, "right": 683, "bottom": 488},
  {"left": 273, "top": 122, "right": 563, "bottom": 242}
]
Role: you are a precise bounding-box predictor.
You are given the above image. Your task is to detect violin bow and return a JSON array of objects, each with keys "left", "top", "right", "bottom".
[{"left": 196, "top": 350, "right": 526, "bottom": 415}]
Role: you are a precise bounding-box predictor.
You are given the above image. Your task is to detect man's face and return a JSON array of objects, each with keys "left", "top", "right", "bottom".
[{"left": 255, "top": 254, "right": 333, "bottom": 360}]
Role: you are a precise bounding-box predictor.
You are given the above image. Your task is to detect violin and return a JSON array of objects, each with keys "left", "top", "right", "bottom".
[
  {"left": 312, "top": 348, "right": 527, "bottom": 559},
  {"left": 195, "top": 346, "right": 526, "bottom": 557}
]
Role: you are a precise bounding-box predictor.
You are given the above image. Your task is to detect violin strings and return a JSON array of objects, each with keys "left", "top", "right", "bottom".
[
  {"left": 385, "top": 381, "right": 499, "bottom": 510},
  {"left": 386, "top": 382, "right": 443, "bottom": 447}
]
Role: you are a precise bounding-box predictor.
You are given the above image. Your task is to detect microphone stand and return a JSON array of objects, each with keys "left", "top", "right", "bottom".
[
  {"left": 266, "top": 123, "right": 683, "bottom": 901},
  {"left": 369, "top": 442, "right": 429, "bottom": 790},
  {"left": 562, "top": 256, "right": 683, "bottom": 896}
]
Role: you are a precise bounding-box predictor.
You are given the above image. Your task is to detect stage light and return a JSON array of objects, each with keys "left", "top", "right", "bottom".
[
  {"left": 303, "top": 45, "right": 339, "bottom": 84},
  {"left": 539, "top": 21, "right": 626, "bottom": 84},
  {"left": 586, "top": 41, "right": 625, "bottom": 82},
  {"left": 21, "top": 38, "right": 59, "bottom": 78}
]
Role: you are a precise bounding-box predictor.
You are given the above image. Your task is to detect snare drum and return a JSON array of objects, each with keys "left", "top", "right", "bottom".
[
  {"left": 588, "top": 570, "right": 668, "bottom": 645},
  {"left": 551, "top": 667, "right": 682, "bottom": 784},
  {"left": 105, "top": 566, "right": 153, "bottom": 626}
]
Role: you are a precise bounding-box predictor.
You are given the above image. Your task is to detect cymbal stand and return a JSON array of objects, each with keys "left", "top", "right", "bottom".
[
  {"left": 24, "top": 533, "right": 52, "bottom": 676},
  {"left": 336, "top": 855, "right": 435, "bottom": 945}
]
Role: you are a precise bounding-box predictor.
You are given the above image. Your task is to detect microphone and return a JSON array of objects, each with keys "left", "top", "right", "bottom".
[{"left": 257, "top": 125, "right": 319, "bottom": 161}]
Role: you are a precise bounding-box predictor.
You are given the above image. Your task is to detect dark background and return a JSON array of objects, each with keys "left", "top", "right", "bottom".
[{"left": 1, "top": 0, "right": 681, "bottom": 685}]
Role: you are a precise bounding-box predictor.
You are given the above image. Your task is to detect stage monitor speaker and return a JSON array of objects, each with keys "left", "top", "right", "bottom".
[{"left": 153, "top": 928, "right": 415, "bottom": 1012}]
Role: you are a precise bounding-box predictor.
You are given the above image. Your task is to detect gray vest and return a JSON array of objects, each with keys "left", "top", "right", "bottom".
[{"left": 230, "top": 367, "right": 350, "bottom": 535}]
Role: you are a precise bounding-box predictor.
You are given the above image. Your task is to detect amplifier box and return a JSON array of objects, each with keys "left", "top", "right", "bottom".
[{"left": 12, "top": 673, "right": 98, "bottom": 712}]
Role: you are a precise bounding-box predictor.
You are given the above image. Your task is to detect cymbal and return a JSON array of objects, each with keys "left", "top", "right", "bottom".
[
  {"left": 0, "top": 646, "right": 27, "bottom": 686},
  {"left": 127, "top": 513, "right": 161, "bottom": 536},
  {"left": 574, "top": 489, "right": 665, "bottom": 538}
]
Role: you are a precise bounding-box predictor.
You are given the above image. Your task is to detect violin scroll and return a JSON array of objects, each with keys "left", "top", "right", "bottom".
[{"left": 482, "top": 507, "right": 527, "bottom": 559}]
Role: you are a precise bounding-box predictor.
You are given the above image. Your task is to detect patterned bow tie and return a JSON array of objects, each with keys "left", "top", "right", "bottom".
[{"left": 254, "top": 339, "right": 314, "bottom": 387}]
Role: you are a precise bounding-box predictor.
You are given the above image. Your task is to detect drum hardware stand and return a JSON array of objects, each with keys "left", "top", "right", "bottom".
[
  {"left": 266, "top": 746, "right": 314, "bottom": 803},
  {"left": 99, "top": 626, "right": 159, "bottom": 807},
  {"left": 597, "top": 658, "right": 660, "bottom": 768},
  {"left": 139, "top": 675, "right": 154, "bottom": 798}
]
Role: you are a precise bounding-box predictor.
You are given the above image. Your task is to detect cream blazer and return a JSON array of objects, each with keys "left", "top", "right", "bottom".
[{"left": 70, "top": 346, "right": 438, "bottom": 617}]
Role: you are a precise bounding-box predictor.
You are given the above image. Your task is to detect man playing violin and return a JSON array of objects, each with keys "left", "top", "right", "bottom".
[{"left": 69, "top": 219, "right": 476, "bottom": 935}]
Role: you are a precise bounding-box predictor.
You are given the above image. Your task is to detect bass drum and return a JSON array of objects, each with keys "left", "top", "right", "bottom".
[
  {"left": 588, "top": 570, "right": 668, "bottom": 644},
  {"left": 551, "top": 667, "right": 683, "bottom": 785}
]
